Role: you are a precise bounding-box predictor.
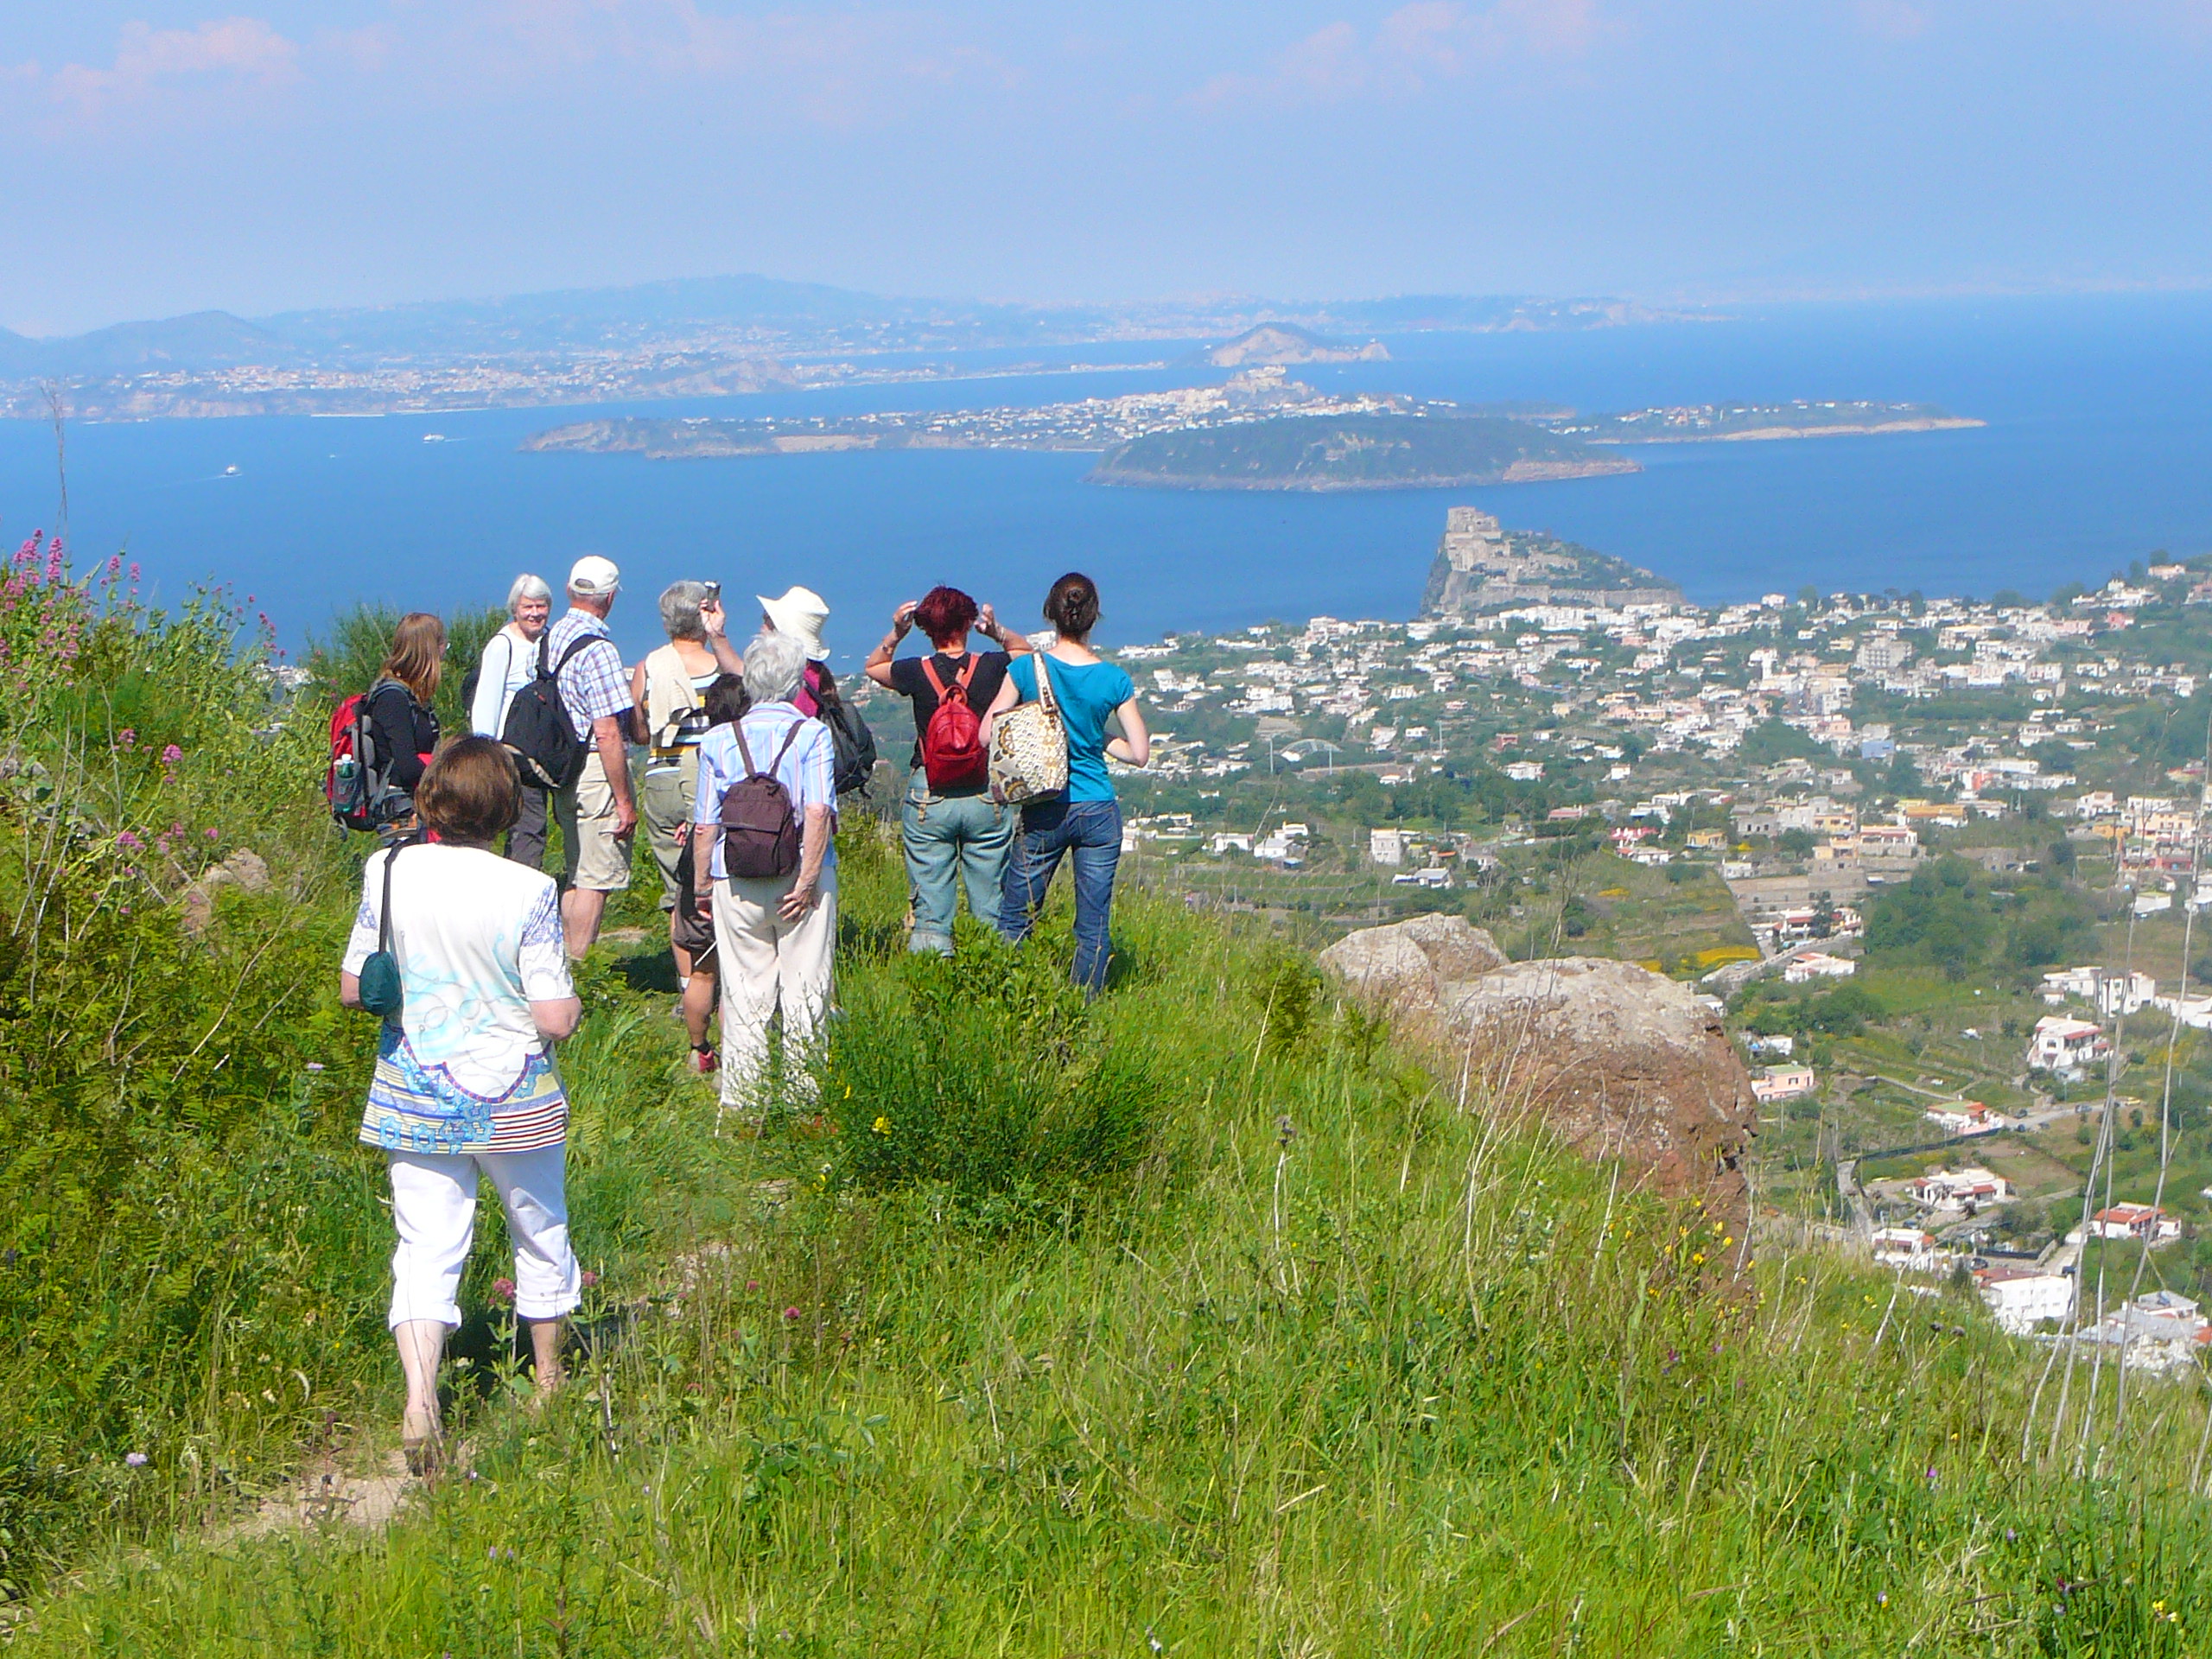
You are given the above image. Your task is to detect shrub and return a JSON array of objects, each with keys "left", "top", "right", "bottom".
[{"left": 826, "top": 933, "right": 1161, "bottom": 1219}]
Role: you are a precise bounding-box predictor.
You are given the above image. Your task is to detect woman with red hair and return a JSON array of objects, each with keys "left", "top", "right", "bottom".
[{"left": 864, "top": 584, "right": 1032, "bottom": 956}]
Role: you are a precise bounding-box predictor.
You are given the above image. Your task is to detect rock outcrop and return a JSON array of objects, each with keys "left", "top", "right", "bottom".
[
  {"left": 179, "top": 849, "right": 272, "bottom": 938},
  {"left": 1320, "top": 918, "right": 1757, "bottom": 1258}
]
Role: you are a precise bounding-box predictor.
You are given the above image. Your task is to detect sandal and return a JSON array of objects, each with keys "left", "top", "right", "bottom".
[{"left": 401, "top": 1406, "right": 442, "bottom": 1477}]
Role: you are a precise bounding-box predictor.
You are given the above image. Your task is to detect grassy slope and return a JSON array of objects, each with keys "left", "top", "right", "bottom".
[{"left": 15, "top": 836, "right": 2212, "bottom": 1655}]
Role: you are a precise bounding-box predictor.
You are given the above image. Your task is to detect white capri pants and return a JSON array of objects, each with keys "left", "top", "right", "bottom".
[
  {"left": 385, "top": 1147, "right": 582, "bottom": 1328},
  {"left": 711, "top": 866, "right": 837, "bottom": 1108}
]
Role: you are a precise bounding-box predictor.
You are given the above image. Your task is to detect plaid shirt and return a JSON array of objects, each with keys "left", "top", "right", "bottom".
[
  {"left": 693, "top": 702, "right": 837, "bottom": 880},
  {"left": 542, "top": 608, "right": 630, "bottom": 742}
]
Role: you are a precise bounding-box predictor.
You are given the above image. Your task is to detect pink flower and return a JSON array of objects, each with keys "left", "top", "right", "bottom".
[
  {"left": 116, "top": 728, "right": 136, "bottom": 751},
  {"left": 492, "top": 1277, "right": 517, "bottom": 1303},
  {"left": 116, "top": 830, "right": 144, "bottom": 852},
  {"left": 782, "top": 1306, "right": 800, "bottom": 1321},
  {"left": 205, "top": 827, "right": 219, "bottom": 842},
  {"left": 161, "top": 743, "right": 183, "bottom": 770},
  {"left": 580, "top": 1270, "right": 600, "bottom": 1287}
]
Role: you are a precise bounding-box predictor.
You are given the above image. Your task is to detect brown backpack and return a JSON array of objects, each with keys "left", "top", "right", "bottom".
[{"left": 719, "top": 721, "right": 805, "bottom": 880}]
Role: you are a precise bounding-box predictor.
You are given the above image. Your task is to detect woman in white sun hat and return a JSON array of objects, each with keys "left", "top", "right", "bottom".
[
  {"left": 758, "top": 586, "right": 832, "bottom": 715},
  {"left": 760, "top": 584, "right": 874, "bottom": 795}
]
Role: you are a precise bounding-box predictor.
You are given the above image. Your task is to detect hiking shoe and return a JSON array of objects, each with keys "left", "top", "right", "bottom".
[{"left": 688, "top": 1045, "right": 719, "bottom": 1075}]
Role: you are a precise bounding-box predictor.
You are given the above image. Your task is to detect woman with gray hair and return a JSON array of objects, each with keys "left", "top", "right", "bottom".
[
  {"left": 472, "top": 573, "right": 555, "bottom": 867},
  {"left": 690, "top": 629, "right": 838, "bottom": 1115},
  {"left": 631, "top": 580, "right": 734, "bottom": 1073}
]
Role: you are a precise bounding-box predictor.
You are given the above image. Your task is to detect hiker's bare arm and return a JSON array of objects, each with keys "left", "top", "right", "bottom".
[
  {"left": 780, "top": 804, "right": 833, "bottom": 920},
  {"left": 530, "top": 996, "right": 583, "bottom": 1041},
  {"left": 1106, "top": 696, "right": 1149, "bottom": 768}
]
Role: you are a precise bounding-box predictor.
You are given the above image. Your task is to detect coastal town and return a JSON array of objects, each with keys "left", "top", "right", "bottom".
[{"left": 856, "top": 506, "right": 2212, "bottom": 1361}]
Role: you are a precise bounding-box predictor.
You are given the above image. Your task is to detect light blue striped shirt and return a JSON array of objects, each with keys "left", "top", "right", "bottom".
[{"left": 692, "top": 702, "right": 837, "bottom": 880}]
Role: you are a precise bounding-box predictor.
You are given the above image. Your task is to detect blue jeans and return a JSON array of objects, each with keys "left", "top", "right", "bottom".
[
  {"left": 900, "top": 775, "right": 1013, "bottom": 955},
  {"left": 999, "top": 798, "right": 1122, "bottom": 995}
]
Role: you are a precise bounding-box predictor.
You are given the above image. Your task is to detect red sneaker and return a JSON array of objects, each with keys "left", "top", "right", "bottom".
[{"left": 688, "top": 1045, "right": 719, "bottom": 1075}]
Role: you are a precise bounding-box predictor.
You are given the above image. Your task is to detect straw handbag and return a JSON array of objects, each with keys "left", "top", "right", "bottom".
[{"left": 988, "top": 652, "right": 1070, "bottom": 804}]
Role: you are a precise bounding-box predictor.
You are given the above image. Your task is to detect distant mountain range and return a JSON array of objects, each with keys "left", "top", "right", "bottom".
[{"left": 1, "top": 276, "right": 1690, "bottom": 382}]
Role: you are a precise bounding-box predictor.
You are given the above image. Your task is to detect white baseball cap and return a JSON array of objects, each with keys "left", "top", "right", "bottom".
[
  {"left": 758, "top": 585, "right": 830, "bottom": 661},
  {"left": 569, "top": 555, "right": 621, "bottom": 597}
]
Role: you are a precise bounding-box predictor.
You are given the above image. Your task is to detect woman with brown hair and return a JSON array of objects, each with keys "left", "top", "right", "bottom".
[
  {"left": 365, "top": 612, "right": 446, "bottom": 830},
  {"left": 984, "top": 572, "right": 1149, "bottom": 996},
  {"left": 340, "top": 736, "right": 584, "bottom": 1470}
]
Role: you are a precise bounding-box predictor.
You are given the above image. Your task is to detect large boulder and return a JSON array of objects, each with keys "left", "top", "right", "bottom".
[
  {"left": 1315, "top": 914, "right": 1507, "bottom": 1036},
  {"left": 1321, "top": 927, "right": 1757, "bottom": 1258}
]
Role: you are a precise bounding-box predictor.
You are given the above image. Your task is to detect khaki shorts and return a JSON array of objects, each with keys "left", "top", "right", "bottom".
[{"left": 555, "top": 750, "right": 632, "bottom": 893}]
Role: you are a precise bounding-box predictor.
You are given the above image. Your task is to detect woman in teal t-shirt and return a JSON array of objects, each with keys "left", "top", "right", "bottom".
[{"left": 984, "top": 572, "right": 1150, "bottom": 995}]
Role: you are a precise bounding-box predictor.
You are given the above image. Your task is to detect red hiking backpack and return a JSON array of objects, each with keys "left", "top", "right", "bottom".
[
  {"left": 326, "top": 682, "right": 404, "bottom": 832},
  {"left": 918, "top": 657, "right": 987, "bottom": 791}
]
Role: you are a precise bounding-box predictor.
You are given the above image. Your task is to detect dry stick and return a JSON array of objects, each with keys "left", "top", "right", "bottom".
[
  {"left": 2075, "top": 910, "right": 2141, "bottom": 1477},
  {"left": 2114, "top": 703, "right": 2211, "bottom": 1438},
  {"left": 2037, "top": 908, "right": 2134, "bottom": 1465}
]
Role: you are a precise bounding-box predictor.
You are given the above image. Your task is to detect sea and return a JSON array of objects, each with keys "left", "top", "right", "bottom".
[{"left": 4, "top": 292, "right": 2212, "bottom": 664}]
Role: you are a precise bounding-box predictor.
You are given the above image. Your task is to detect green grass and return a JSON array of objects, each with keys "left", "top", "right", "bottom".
[
  {"left": 10, "top": 590, "right": 2212, "bottom": 1653},
  {"left": 9, "top": 842, "right": 2212, "bottom": 1652}
]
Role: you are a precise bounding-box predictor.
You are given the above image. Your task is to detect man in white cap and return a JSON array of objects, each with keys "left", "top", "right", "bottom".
[
  {"left": 543, "top": 555, "right": 638, "bottom": 957},
  {"left": 758, "top": 586, "right": 831, "bottom": 715}
]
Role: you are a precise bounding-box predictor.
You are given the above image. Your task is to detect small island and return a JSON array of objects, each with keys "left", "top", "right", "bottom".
[
  {"left": 1558, "top": 399, "right": 1984, "bottom": 443},
  {"left": 1090, "top": 414, "right": 1638, "bottom": 491},
  {"left": 1421, "top": 506, "right": 1681, "bottom": 615}
]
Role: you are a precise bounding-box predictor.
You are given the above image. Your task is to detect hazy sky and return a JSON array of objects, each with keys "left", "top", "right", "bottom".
[{"left": 6, "top": 2, "right": 2211, "bottom": 334}]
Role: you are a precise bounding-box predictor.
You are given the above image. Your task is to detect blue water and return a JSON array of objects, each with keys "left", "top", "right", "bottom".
[{"left": 3, "top": 294, "right": 2209, "bottom": 661}]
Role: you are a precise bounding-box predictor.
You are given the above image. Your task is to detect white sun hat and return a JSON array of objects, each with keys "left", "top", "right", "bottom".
[{"left": 758, "top": 584, "right": 830, "bottom": 661}]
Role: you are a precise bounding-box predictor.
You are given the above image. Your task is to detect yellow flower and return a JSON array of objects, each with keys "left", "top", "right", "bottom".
[{"left": 871, "top": 1116, "right": 891, "bottom": 1135}]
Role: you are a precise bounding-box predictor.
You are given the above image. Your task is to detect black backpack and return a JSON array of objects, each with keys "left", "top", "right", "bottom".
[
  {"left": 719, "top": 722, "right": 805, "bottom": 880},
  {"left": 811, "top": 667, "right": 877, "bottom": 797},
  {"left": 502, "top": 634, "right": 600, "bottom": 791}
]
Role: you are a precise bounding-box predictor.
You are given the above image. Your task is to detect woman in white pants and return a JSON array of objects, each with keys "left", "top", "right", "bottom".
[
  {"left": 691, "top": 628, "right": 837, "bottom": 1114},
  {"left": 340, "top": 737, "right": 584, "bottom": 1470}
]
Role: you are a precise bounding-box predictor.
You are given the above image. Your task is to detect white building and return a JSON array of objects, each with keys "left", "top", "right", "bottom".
[
  {"left": 1923, "top": 1101, "right": 2001, "bottom": 1136},
  {"left": 2088, "top": 1203, "right": 2181, "bottom": 1243},
  {"left": 1975, "top": 1267, "right": 2075, "bottom": 1335},
  {"left": 1872, "top": 1227, "right": 1942, "bottom": 1273},
  {"left": 1906, "top": 1166, "right": 2012, "bottom": 1211},
  {"left": 2028, "top": 1015, "right": 2108, "bottom": 1071},
  {"left": 1783, "top": 951, "right": 1858, "bottom": 983},
  {"left": 1369, "top": 828, "right": 1406, "bottom": 867}
]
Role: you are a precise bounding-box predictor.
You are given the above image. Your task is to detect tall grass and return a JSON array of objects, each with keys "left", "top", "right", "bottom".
[
  {"left": 4, "top": 580, "right": 2211, "bottom": 1652},
  {"left": 10, "top": 818, "right": 2212, "bottom": 1652}
]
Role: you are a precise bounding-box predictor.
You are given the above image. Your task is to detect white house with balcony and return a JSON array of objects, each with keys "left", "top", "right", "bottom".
[{"left": 2028, "top": 1016, "right": 2108, "bottom": 1071}]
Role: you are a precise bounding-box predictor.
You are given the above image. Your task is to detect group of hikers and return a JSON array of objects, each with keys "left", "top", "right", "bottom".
[{"left": 333, "top": 556, "right": 1147, "bottom": 1465}]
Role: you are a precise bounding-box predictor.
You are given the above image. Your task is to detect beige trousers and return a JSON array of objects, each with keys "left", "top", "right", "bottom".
[{"left": 710, "top": 864, "right": 837, "bottom": 1109}]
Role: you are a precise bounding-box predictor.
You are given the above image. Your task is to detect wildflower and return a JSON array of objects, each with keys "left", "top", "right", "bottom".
[
  {"left": 125, "top": 1452, "right": 148, "bottom": 1467},
  {"left": 492, "top": 1277, "right": 517, "bottom": 1303},
  {"left": 783, "top": 1306, "right": 800, "bottom": 1321},
  {"left": 117, "top": 727, "right": 136, "bottom": 750},
  {"left": 581, "top": 1269, "right": 600, "bottom": 1287},
  {"left": 2005, "top": 1529, "right": 2017, "bottom": 1542},
  {"left": 117, "top": 830, "right": 144, "bottom": 852},
  {"left": 206, "top": 827, "right": 219, "bottom": 841},
  {"left": 305, "top": 1062, "right": 325, "bottom": 1073},
  {"left": 1877, "top": 1592, "right": 1887, "bottom": 1607},
  {"left": 747, "top": 1280, "right": 760, "bottom": 1291},
  {"left": 871, "top": 1115, "right": 891, "bottom": 1135},
  {"left": 161, "top": 743, "right": 183, "bottom": 767}
]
